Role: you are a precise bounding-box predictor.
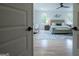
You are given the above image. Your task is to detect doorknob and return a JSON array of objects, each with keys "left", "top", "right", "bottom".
[
  {"left": 71, "top": 27, "right": 79, "bottom": 31},
  {"left": 25, "top": 27, "right": 33, "bottom": 31}
]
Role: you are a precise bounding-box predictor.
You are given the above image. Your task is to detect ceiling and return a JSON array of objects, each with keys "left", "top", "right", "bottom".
[{"left": 34, "top": 3, "right": 73, "bottom": 12}]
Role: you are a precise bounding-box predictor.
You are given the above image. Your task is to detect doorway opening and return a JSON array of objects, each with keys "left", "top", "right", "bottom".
[{"left": 33, "top": 3, "right": 73, "bottom": 56}]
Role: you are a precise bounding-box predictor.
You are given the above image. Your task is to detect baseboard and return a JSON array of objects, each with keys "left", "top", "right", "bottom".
[{"left": 76, "top": 49, "right": 79, "bottom": 56}]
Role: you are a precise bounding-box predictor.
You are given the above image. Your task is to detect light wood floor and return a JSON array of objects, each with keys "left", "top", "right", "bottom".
[{"left": 33, "top": 30, "right": 73, "bottom": 56}]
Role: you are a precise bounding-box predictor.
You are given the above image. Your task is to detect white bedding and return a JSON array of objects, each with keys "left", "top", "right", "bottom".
[{"left": 50, "top": 25, "right": 71, "bottom": 30}]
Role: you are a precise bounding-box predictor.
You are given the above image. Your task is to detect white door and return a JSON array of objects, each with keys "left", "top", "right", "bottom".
[
  {"left": 73, "top": 3, "right": 79, "bottom": 56},
  {"left": 0, "top": 3, "right": 33, "bottom": 56}
]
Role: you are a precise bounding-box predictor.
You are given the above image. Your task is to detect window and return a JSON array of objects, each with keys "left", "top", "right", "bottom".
[{"left": 41, "top": 13, "right": 48, "bottom": 24}]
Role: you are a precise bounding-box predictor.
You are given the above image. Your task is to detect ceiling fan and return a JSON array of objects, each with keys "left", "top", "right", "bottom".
[{"left": 56, "top": 3, "right": 69, "bottom": 9}]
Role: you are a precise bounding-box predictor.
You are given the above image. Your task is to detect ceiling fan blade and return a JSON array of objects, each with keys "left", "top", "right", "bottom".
[
  {"left": 56, "top": 7, "right": 61, "bottom": 9},
  {"left": 63, "top": 6, "right": 69, "bottom": 8}
]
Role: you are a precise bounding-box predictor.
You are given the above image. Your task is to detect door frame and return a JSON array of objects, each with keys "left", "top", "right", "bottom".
[
  {"left": 73, "top": 3, "right": 79, "bottom": 56},
  {"left": 26, "top": 3, "right": 33, "bottom": 56},
  {"left": 32, "top": 3, "right": 78, "bottom": 56}
]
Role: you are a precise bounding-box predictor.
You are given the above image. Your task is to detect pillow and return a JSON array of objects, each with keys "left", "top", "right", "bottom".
[
  {"left": 56, "top": 23, "right": 62, "bottom": 26},
  {"left": 52, "top": 23, "right": 55, "bottom": 26},
  {"left": 62, "top": 23, "right": 66, "bottom": 26}
]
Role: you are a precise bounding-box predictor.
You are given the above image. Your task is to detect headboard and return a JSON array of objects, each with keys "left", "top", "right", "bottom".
[{"left": 49, "top": 19, "right": 65, "bottom": 25}]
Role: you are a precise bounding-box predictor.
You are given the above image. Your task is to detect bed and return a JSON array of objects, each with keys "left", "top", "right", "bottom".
[{"left": 50, "top": 25, "right": 72, "bottom": 34}]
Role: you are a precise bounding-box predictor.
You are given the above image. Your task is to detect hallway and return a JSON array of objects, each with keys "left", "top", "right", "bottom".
[{"left": 33, "top": 30, "right": 73, "bottom": 56}]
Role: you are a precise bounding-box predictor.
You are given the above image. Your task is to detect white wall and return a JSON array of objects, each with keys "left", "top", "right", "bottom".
[{"left": 65, "top": 12, "right": 73, "bottom": 26}]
